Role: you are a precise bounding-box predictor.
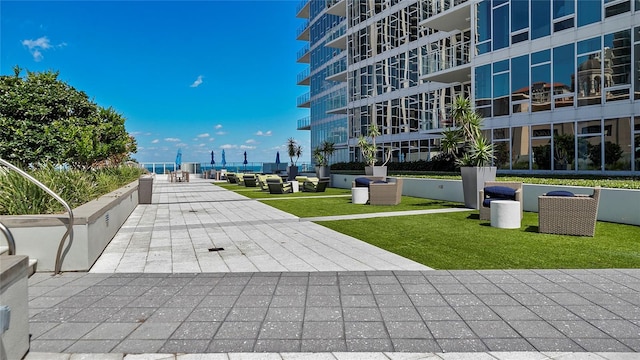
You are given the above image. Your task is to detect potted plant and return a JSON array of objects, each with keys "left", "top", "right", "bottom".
[
  {"left": 313, "top": 140, "right": 335, "bottom": 178},
  {"left": 286, "top": 137, "right": 302, "bottom": 181},
  {"left": 440, "top": 96, "right": 495, "bottom": 209},
  {"left": 357, "top": 123, "right": 391, "bottom": 176}
]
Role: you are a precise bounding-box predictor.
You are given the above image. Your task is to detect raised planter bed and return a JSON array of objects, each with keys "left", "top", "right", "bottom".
[{"left": 0, "top": 179, "right": 140, "bottom": 272}]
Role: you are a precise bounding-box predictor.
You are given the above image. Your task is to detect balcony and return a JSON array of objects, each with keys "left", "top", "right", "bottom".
[
  {"left": 326, "top": 0, "right": 346, "bottom": 17},
  {"left": 296, "top": 0, "right": 310, "bottom": 18},
  {"left": 297, "top": 67, "right": 310, "bottom": 85},
  {"left": 325, "top": 25, "right": 347, "bottom": 49},
  {"left": 297, "top": 44, "right": 310, "bottom": 63},
  {"left": 325, "top": 59, "right": 347, "bottom": 83},
  {"left": 326, "top": 92, "right": 347, "bottom": 114},
  {"left": 420, "top": 40, "right": 471, "bottom": 83},
  {"left": 420, "top": 0, "right": 471, "bottom": 32},
  {"left": 297, "top": 92, "right": 310, "bottom": 108},
  {"left": 297, "top": 116, "right": 311, "bottom": 130},
  {"left": 296, "top": 20, "right": 310, "bottom": 41}
]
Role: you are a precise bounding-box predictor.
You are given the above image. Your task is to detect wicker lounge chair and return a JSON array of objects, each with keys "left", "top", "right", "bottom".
[
  {"left": 226, "top": 173, "right": 238, "bottom": 184},
  {"left": 478, "top": 181, "right": 523, "bottom": 221},
  {"left": 538, "top": 187, "right": 601, "bottom": 236},
  {"left": 369, "top": 178, "right": 403, "bottom": 205}
]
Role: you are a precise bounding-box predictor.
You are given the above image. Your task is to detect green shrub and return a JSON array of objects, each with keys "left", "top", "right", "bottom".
[{"left": 0, "top": 164, "right": 145, "bottom": 215}]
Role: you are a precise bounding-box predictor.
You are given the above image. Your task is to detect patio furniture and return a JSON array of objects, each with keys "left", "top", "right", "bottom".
[
  {"left": 490, "top": 200, "right": 521, "bottom": 229},
  {"left": 303, "top": 178, "right": 330, "bottom": 192},
  {"left": 226, "top": 172, "right": 238, "bottom": 184},
  {"left": 257, "top": 174, "right": 281, "bottom": 191},
  {"left": 351, "top": 176, "right": 386, "bottom": 188},
  {"left": 538, "top": 187, "right": 601, "bottom": 236},
  {"left": 369, "top": 178, "right": 403, "bottom": 206},
  {"left": 479, "top": 181, "right": 523, "bottom": 220},
  {"left": 243, "top": 174, "right": 258, "bottom": 187},
  {"left": 351, "top": 187, "right": 368, "bottom": 204},
  {"left": 268, "top": 181, "right": 293, "bottom": 194}
]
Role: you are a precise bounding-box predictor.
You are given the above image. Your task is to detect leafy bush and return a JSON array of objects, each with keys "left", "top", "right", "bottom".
[{"left": 0, "top": 165, "right": 145, "bottom": 215}]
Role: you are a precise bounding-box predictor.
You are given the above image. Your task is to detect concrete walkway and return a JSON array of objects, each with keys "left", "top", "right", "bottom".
[{"left": 25, "top": 177, "right": 640, "bottom": 359}]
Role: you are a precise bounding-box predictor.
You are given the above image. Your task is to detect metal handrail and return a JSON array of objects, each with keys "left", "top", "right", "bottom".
[
  {"left": 0, "top": 158, "right": 74, "bottom": 275},
  {"left": 0, "top": 221, "right": 15, "bottom": 255}
]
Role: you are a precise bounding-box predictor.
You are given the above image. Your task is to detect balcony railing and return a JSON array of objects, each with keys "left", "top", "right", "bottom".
[
  {"left": 296, "top": 0, "right": 310, "bottom": 18},
  {"left": 297, "top": 116, "right": 311, "bottom": 130},
  {"left": 421, "top": 39, "right": 470, "bottom": 76},
  {"left": 326, "top": 58, "right": 347, "bottom": 78},
  {"left": 297, "top": 67, "right": 310, "bottom": 85},
  {"left": 422, "top": 0, "right": 468, "bottom": 20},
  {"left": 297, "top": 92, "right": 310, "bottom": 107},
  {"left": 297, "top": 44, "right": 310, "bottom": 63},
  {"left": 296, "top": 20, "right": 310, "bottom": 40}
]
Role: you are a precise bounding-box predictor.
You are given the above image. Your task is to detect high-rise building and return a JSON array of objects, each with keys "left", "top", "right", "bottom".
[{"left": 296, "top": 0, "right": 640, "bottom": 173}]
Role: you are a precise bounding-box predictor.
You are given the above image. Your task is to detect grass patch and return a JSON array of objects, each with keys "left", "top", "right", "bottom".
[{"left": 318, "top": 211, "right": 640, "bottom": 269}]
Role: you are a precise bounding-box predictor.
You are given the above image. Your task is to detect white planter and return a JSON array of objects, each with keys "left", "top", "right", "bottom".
[
  {"left": 372, "top": 166, "right": 388, "bottom": 177},
  {"left": 460, "top": 166, "right": 497, "bottom": 209}
]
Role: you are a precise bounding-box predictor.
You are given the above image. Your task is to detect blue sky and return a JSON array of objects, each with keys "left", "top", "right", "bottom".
[{"left": 1, "top": 0, "right": 310, "bottom": 165}]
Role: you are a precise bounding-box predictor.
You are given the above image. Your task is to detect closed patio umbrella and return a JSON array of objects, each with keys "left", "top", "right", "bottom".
[
  {"left": 221, "top": 149, "right": 226, "bottom": 168},
  {"left": 175, "top": 149, "right": 182, "bottom": 170},
  {"left": 243, "top": 151, "right": 248, "bottom": 170}
]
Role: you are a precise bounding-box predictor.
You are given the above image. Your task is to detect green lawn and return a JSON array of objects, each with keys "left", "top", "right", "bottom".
[
  {"left": 217, "top": 181, "right": 640, "bottom": 270},
  {"left": 318, "top": 211, "right": 640, "bottom": 270}
]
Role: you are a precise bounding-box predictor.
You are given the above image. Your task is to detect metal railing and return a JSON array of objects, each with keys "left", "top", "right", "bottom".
[
  {"left": 0, "top": 158, "right": 74, "bottom": 275},
  {"left": 0, "top": 221, "right": 15, "bottom": 255}
]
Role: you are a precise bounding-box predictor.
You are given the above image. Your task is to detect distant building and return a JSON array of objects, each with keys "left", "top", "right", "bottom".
[{"left": 296, "top": 0, "right": 640, "bottom": 173}]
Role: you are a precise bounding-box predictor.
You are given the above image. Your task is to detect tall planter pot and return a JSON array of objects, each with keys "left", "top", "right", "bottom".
[
  {"left": 460, "top": 166, "right": 496, "bottom": 209},
  {"left": 364, "top": 166, "right": 387, "bottom": 177},
  {"left": 316, "top": 165, "right": 330, "bottom": 178},
  {"left": 287, "top": 165, "right": 299, "bottom": 181}
]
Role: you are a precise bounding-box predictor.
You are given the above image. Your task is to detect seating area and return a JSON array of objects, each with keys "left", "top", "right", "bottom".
[
  {"left": 538, "top": 187, "right": 601, "bottom": 237},
  {"left": 303, "top": 177, "right": 330, "bottom": 192},
  {"left": 478, "top": 181, "right": 523, "bottom": 221},
  {"left": 351, "top": 176, "right": 403, "bottom": 206}
]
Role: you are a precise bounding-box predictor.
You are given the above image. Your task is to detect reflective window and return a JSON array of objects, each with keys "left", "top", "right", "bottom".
[
  {"left": 493, "top": 60, "right": 509, "bottom": 116},
  {"left": 553, "top": 122, "right": 575, "bottom": 170},
  {"left": 605, "top": 0, "right": 630, "bottom": 17},
  {"left": 511, "top": 55, "right": 529, "bottom": 113},
  {"left": 577, "top": 0, "right": 601, "bottom": 26},
  {"left": 553, "top": 43, "right": 575, "bottom": 108},
  {"left": 512, "top": 0, "right": 529, "bottom": 31},
  {"left": 477, "top": 0, "right": 491, "bottom": 42},
  {"left": 635, "top": 117, "right": 640, "bottom": 171},
  {"left": 636, "top": 27, "right": 640, "bottom": 99},
  {"left": 475, "top": 64, "right": 492, "bottom": 117},
  {"left": 577, "top": 120, "right": 602, "bottom": 170},
  {"left": 603, "top": 117, "right": 632, "bottom": 170},
  {"left": 494, "top": 141, "right": 510, "bottom": 169},
  {"left": 554, "top": 17, "right": 574, "bottom": 32},
  {"left": 531, "top": 50, "right": 551, "bottom": 112},
  {"left": 493, "top": 4, "right": 509, "bottom": 50},
  {"left": 532, "top": 0, "right": 551, "bottom": 39},
  {"left": 604, "top": 30, "right": 631, "bottom": 102},
  {"left": 532, "top": 125, "right": 552, "bottom": 170},
  {"left": 554, "top": 0, "right": 574, "bottom": 18},
  {"left": 577, "top": 37, "right": 602, "bottom": 106},
  {"left": 511, "top": 126, "right": 529, "bottom": 170}
]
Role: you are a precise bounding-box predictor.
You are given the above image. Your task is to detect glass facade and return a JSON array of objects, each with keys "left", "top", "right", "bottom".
[{"left": 297, "top": 0, "right": 640, "bottom": 173}]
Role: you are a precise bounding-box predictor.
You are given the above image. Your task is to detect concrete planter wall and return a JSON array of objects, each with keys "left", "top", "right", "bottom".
[
  {"left": 332, "top": 174, "right": 640, "bottom": 226},
  {"left": 0, "top": 180, "right": 140, "bottom": 272}
]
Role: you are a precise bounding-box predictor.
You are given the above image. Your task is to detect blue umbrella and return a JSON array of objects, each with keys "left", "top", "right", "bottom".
[
  {"left": 210, "top": 151, "right": 215, "bottom": 165},
  {"left": 175, "top": 149, "right": 182, "bottom": 170},
  {"left": 243, "top": 151, "right": 248, "bottom": 170},
  {"left": 275, "top": 151, "right": 280, "bottom": 165},
  {"left": 221, "top": 149, "right": 226, "bottom": 168}
]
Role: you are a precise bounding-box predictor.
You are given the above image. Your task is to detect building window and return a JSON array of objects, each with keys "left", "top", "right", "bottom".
[
  {"left": 532, "top": 0, "right": 551, "bottom": 39},
  {"left": 604, "top": 29, "right": 631, "bottom": 102},
  {"left": 634, "top": 117, "right": 640, "bottom": 171},
  {"left": 493, "top": 2, "right": 509, "bottom": 50},
  {"left": 476, "top": 0, "right": 492, "bottom": 54},
  {"left": 577, "top": 0, "right": 601, "bottom": 26},
  {"left": 511, "top": 55, "right": 530, "bottom": 113},
  {"left": 553, "top": 43, "right": 575, "bottom": 108},
  {"left": 634, "top": 27, "right": 640, "bottom": 99},
  {"left": 531, "top": 49, "right": 551, "bottom": 112},
  {"left": 603, "top": 117, "right": 632, "bottom": 170},
  {"left": 532, "top": 125, "right": 552, "bottom": 170},
  {"left": 553, "top": 122, "right": 575, "bottom": 170},
  {"left": 577, "top": 36, "right": 602, "bottom": 106},
  {"left": 475, "top": 64, "right": 492, "bottom": 117},
  {"left": 605, "top": 0, "right": 631, "bottom": 17},
  {"left": 493, "top": 60, "right": 510, "bottom": 116},
  {"left": 577, "top": 120, "right": 602, "bottom": 171}
]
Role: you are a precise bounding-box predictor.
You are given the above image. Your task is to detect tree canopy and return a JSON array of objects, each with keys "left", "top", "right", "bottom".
[{"left": 0, "top": 66, "right": 137, "bottom": 169}]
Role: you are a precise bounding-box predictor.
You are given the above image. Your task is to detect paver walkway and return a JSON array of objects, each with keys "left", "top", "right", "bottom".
[{"left": 25, "top": 177, "right": 640, "bottom": 359}]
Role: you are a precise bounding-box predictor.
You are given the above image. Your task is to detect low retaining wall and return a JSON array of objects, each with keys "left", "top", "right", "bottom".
[
  {"left": 0, "top": 180, "right": 139, "bottom": 272},
  {"left": 331, "top": 174, "right": 640, "bottom": 226}
]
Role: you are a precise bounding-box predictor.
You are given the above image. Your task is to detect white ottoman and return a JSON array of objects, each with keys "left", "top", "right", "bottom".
[
  {"left": 288, "top": 181, "right": 300, "bottom": 193},
  {"left": 490, "top": 200, "right": 521, "bottom": 229},
  {"left": 351, "top": 187, "right": 368, "bottom": 204}
]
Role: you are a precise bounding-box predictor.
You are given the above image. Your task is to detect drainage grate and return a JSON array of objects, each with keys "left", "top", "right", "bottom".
[{"left": 208, "top": 247, "right": 224, "bottom": 252}]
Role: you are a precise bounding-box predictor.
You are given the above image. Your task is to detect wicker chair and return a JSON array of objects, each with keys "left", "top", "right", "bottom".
[
  {"left": 369, "top": 178, "right": 403, "bottom": 205},
  {"left": 478, "top": 181, "right": 523, "bottom": 221},
  {"left": 538, "top": 187, "right": 601, "bottom": 236}
]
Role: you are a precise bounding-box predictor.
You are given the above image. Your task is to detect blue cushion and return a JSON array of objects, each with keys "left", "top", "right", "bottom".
[
  {"left": 372, "top": 180, "right": 387, "bottom": 184},
  {"left": 355, "top": 177, "right": 371, "bottom": 187},
  {"left": 545, "top": 190, "right": 574, "bottom": 197},
  {"left": 482, "top": 198, "right": 501, "bottom": 208},
  {"left": 484, "top": 186, "right": 516, "bottom": 199}
]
